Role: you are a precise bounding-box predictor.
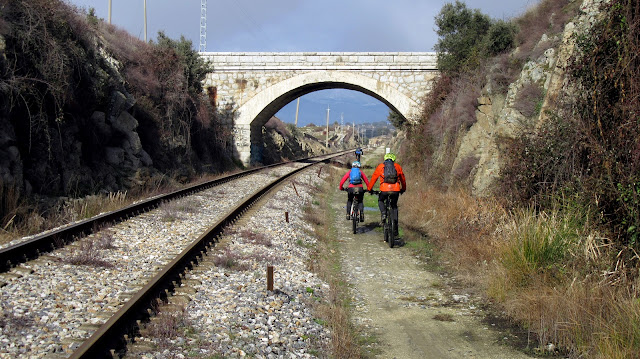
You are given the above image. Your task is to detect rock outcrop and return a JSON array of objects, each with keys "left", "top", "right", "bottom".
[{"left": 453, "top": 0, "right": 606, "bottom": 196}]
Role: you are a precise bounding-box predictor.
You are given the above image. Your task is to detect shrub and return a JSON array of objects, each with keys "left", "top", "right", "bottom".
[
  {"left": 514, "top": 0, "right": 580, "bottom": 61},
  {"left": 498, "top": 112, "right": 589, "bottom": 206},
  {"left": 487, "top": 53, "right": 523, "bottom": 94},
  {"left": 567, "top": 0, "right": 640, "bottom": 246},
  {"left": 484, "top": 20, "right": 518, "bottom": 56},
  {"left": 63, "top": 238, "right": 113, "bottom": 267},
  {"left": 514, "top": 82, "right": 545, "bottom": 118}
]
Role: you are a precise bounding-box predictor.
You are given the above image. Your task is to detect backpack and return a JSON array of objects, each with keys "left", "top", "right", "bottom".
[
  {"left": 382, "top": 160, "right": 398, "bottom": 184},
  {"left": 349, "top": 168, "right": 362, "bottom": 184}
]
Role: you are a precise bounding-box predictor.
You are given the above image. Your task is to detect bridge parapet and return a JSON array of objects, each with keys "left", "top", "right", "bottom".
[{"left": 202, "top": 52, "right": 437, "bottom": 71}]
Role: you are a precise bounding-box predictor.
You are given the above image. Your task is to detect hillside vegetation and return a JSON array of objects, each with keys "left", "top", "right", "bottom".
[
  {"left": 398, "top": 0, "right": 640, "bottom": 357},
  {"left": 0, "top": 0, "right": 323, "bottom": 241}
]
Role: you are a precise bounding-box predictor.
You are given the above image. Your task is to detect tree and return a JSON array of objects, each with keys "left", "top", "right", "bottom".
[
  {"left": 484, "top": 20, "right": 517, "bottom": 56},
  {"left": 434, "top": 1, "right": 492, "bottom": 75},
  {"left": 155, "top": 32, "right": 212, "bottom": 97},
  {"left": 387, "top": 110, "right": 406, "bottom": 129}
]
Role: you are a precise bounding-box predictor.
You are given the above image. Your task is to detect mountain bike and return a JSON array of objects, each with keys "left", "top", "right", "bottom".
[
  {"left": 370, "top": 190, "right": 397, "bottom": 248},
  {"left": 350, "top": 187, "right": 364, "bottom": 234}
]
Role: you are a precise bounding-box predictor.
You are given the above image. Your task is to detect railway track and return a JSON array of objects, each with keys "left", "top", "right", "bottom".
[
  {"left": 0, "top": 152, "right": 347, "bottom": 273},
  {"left": 0, "top": 151, "right": 350, "bottom": 358}
]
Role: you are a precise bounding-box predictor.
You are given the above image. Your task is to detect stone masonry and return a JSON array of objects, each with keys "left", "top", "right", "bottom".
[{"left": 200, "top": 52, "right": 438, "bottom": 165}]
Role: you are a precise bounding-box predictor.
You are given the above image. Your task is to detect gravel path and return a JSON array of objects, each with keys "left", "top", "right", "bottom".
[
  {"left": 0, "top": 163, "right": 317, "bottom": 358},
  {"left": 333, "top": 149, "right": 534, "bottom": 358}
]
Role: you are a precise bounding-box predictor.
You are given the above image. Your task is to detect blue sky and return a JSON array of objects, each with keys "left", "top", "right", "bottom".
[{"left": 65, "top": 0, "right": 539, "bottom": 126}]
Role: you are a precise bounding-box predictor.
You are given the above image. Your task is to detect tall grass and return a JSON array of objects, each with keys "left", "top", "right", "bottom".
[
  {"left": 0, "top": 191, "right": 128, "bottom": 245},
  {"left": 497, "top": 207, "right": 581, "bottom": 289},
  {"left": 401, "top": 176, "right": 640, "bottom": 357}
]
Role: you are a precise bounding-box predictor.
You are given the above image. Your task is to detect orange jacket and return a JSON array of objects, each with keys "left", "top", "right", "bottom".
[{"left": 367, "top": 161, "right": 406, "bottom": 192}]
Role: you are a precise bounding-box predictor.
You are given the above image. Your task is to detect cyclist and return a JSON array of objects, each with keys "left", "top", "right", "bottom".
[
  {"left": 355, "top": 147, "right": 363, "bottom": 162},
  {"left": 367, "top": 153, "right": 406, "bottom": 232},
  {"left": 339, "top": 161, "right": 370, "bottom": 222}
]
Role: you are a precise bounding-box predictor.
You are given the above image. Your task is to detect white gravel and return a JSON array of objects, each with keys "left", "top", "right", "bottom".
[{"left": 130, "top": 168, "right": 332, "bottom": 358}]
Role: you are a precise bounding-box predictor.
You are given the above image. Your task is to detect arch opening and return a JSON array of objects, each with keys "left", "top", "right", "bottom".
[{"left": 234, "top": 71, "right": 418, "bottom": 165}]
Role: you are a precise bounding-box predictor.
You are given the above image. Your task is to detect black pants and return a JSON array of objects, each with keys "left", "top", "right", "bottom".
[
  {"left": 378, "top": 191, "right": 399, "bottom": 220},
  {"left": 347, "top": 187, "right": 365, "bottom": 215}
]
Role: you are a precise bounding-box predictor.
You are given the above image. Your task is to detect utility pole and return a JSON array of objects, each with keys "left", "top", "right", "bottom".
[
  {"left": 294, "top": 98, "right": 300, "bottom": 127},
  {"left": 108, "top": 0, "right": 112, "bottom": 24},
  {"left": 143, "top": 0, "right": 147, "bottom": 42},
  {"left": 325, "top": 105, "right": 330, "bottom": 148},
  {"left": 199, "top": 0, "right": 207, "bottom": 52}
]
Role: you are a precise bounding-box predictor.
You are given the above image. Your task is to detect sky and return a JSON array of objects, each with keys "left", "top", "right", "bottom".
[{"left": 65, "top": 0, "right": 539, "bottom": 127}]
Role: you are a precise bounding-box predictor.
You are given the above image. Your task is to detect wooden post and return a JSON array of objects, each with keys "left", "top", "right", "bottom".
[{"left": 267, "top": 265, "right": 274, "bottom": 291}]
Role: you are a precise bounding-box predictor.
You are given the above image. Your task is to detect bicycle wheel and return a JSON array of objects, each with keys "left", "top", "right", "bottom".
[
  {"left": 352, "top": 205, "right": 358, "bottom": 234},
  {"left": 384, "top": 204, "right": 396, "bottom": 248},
  {"left": 388, "top": 213, "right": 395, "bottom": 248}
]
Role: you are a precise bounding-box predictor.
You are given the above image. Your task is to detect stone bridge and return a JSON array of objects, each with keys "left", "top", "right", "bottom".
[{"left": 200, "top": 52, "right": 438, "bottom": 165}]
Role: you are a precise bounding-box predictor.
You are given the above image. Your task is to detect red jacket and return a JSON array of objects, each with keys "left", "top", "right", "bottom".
[
  {"left": 339, "top": 169, "right": 370, "bottom": 190},
  {"left": 367, "top": 161, "right": 406, "bottom": 192}
]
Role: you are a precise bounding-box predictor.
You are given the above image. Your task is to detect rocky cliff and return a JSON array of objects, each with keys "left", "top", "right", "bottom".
[{"left": 451, "top": 0, "right": 606, "bottom": 196}]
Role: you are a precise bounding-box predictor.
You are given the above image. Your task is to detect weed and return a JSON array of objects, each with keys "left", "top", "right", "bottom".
[
  {"left": 62, "top": 238, "right": 114, "bottom": 268},
  {"left": 0, "top": 302, "right": 34, "bottom": 336},
  {"left": 514, "top": 82, "right": 545, "bottom": 118},
  {"left": 306, "top": 287, "right": 315, "bottom": 294},
  {"left": 211, "top": 247, "right": 249, "bottom": 271},
  {"left": 433, "top": 313, "right": 455, "bottom": 322},
  {"left": 238, "top": 229, "right": 273, "bottom": 247},
  {"left": 141, "top": 304, "right": 193, "bottom": 350}
]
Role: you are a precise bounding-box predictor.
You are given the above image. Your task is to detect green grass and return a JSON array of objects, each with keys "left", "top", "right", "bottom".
[{"left": 499, "top": 207, "right": 580, "bottom": 288}]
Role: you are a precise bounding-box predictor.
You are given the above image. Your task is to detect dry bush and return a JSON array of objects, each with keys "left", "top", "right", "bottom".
[
  {"left": 494, "top": 271, "right": 640, "bottom": 357},
  {"left": 0, "top": 302, "right": 34, "bottom": 336},
  {"left": 514, "top": 82, "right": 545, "bottom": 118},
  {"left": 487, "top": 53, "right": 524, "bottom": 94},
  {"left": 211, "top": 247, "right": 249, "bottom": 271},
  {"left": 63, "top": 238, "right": 113, "bottom": 267},
  {"left": 514, "top": 0, "right": 580, "bottom": 61},
  {"left": 142, "top": 304, "right": 191, "bottom": 350},
  {"left": 452, "top": 155, "right": 479, "bottom": 184},
  {"left": 399, "top": 181, "right": 504, "bottom": 274},
  {"left": 238, "top": 229, "right": 273, "bottom": 247},
  {"left": 402, "top": 175, "right": 640, "bottom": 356}
]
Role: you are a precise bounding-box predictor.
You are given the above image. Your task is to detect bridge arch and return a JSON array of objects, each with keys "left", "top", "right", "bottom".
[{"left": 236, "top": 71, "right": 419, "bottom": 164}]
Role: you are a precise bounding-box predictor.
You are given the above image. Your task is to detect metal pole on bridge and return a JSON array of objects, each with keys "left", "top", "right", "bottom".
[{"left": 108, "top": 0, "right": 112, "bottom": 24}]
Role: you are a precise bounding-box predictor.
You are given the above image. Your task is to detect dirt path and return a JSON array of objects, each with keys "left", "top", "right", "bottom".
[{"left": 332, "top": 151, "right": 534, "bottom": 358}]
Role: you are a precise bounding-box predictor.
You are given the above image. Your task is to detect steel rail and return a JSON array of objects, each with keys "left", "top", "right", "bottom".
[
  {"left": 68, "top": 150, "right": 349, "bottom": 358},
  {"left": 0, "top": 151, "right": 352, "bottom": 273}
]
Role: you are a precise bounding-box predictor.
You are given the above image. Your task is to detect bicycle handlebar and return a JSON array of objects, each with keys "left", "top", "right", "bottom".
[{"left": 368, "top": 190, "right": 404, "bottom": 195}]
